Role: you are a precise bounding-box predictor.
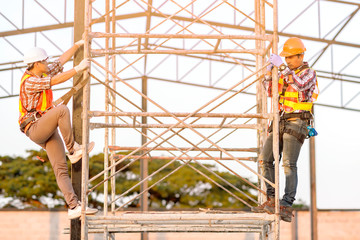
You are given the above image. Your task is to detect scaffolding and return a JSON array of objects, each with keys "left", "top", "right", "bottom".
[
  {"left": 76, "top": 0, "right": 281, "bottom": 239},
  {"left": 2, "top": 1, "right": 360, "bottom": 239}
]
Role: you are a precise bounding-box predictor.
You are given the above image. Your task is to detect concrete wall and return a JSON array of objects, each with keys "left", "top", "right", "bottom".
[{"left": 0, "top": 210, "right": 359, "bottom": 240}]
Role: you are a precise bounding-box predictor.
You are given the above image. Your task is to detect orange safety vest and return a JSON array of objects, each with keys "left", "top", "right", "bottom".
[
  {"left": 278, "top": 68, "right": 319, "bottom": 113},
  {"left": 18, "top": 73, "right": 53, "bottom": 125}
]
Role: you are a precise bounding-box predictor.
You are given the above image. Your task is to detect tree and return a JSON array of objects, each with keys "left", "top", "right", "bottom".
[
  {"left": 0, "top": 150, "right": 257, "bottom": 209},
  {"left": 86, "top": 152, "right": 257, "bottom": 209},
  {"left": 0, "top": 150, "right": 61, "bottom": 208}
]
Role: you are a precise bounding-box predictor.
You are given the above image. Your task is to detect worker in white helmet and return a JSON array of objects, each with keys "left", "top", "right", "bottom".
[
  {"left": 251, "top": 37, "right": 319, "bottom": 222},
  {"left": 19, "top": 38, "right": 97, "bottom": 219}
]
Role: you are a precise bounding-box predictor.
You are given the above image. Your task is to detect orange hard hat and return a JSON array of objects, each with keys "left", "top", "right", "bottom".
[{"left": 280, "top": 37, "right": 306, "bottom": 57}]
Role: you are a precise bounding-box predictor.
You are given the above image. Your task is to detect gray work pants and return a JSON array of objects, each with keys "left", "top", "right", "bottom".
[
  {"left": 259, "top": 119, "right": 308, "bottom": 207},
  {"left": 26, "top": 105, "right": 78, "bottom": 209}
]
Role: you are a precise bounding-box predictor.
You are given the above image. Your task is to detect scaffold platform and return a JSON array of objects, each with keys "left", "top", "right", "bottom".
[{"left": 64, "top": 211, "right": 275, "bottom": 236}]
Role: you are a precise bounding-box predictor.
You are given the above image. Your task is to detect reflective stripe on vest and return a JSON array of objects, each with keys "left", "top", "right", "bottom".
[
  {"left": 18, "top": 73, "right": 53, "bottom": 124},
  {"left": 284, "top": 92, "right": 298, "bottom": 98},
  {"left": 282, "top": 100, "right": 313, "bottom": 112},
  {"left": 278, "top": 67, "right": 318, "bottom": 113},
  {"left": 19, "top": 74, "right": 31, "bottom": 122}
]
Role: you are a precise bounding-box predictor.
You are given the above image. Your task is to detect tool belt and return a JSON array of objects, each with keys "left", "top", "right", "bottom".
[
  {"left": 20, "top": 112, "right": 42, "bottom": 133},
  {"left": 280, "top": 111, "right": 313, "bottom": 121},
  {"left": 268, "top": 111, "right": 312, "bottom": 144}
]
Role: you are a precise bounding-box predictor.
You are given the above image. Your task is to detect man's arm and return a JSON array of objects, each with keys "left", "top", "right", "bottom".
[
  {"left": 58, "top": 40, "right": 84, "bottom": 66},
  {"left": 283, "top": 68, "right": 317, "bottom": 91},
  {"left": 50, "top": 69, "right": 77, "bottom": 86},
  {"left": 50, "top": 58, "right": 89, "bottom": 86}
]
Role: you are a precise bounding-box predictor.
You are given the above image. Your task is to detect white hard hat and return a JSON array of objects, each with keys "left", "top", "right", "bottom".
[{"left": 23, "top": 47, "right": 49, "bottom": 64}]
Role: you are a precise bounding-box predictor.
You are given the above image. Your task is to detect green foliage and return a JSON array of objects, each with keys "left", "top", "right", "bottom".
[
  {"left": 89, "top": 152, "right": 256, "bottom": 209},
  {"left": 292, "top": 199, "right": 309, "bottom": 209},
  {"left": 0, "top": 150, "right": 62, "bottom": 208},
  {"left": 0, "top": 150, "right": 257, "bottom": 210},
  {"left": 147, "top": 159, "right": 252, "bottom": 209}
]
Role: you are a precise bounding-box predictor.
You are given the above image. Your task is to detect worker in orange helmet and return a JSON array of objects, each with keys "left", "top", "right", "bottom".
[
  {"left": 251, "top": 37, "right": 319, "bottom": 222},
  {"left": 19, "top": 38, "right": 97, "bottom": 219}
]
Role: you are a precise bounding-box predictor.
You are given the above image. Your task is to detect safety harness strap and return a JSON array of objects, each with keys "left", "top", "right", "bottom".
[
  {"left": 282, "top": 128, "right": 306, "bottom": 144},
  {"left": 268, "top": 114, "right": 310, "bottom": 144}
]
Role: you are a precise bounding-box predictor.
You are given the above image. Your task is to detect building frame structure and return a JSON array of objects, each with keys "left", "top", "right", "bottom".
[
  {"left": 2, "top": 1, "right": 360, "bottom": 240},
  {"left": 1, "top": 0, "right": 360, "bottom": 113}
]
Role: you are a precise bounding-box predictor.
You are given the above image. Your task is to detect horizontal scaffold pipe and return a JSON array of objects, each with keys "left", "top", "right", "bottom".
[
  {"left": 84, "top": 226, "right": 263, "bottom": 233},
  {"left": 89, "top": 32, "right": 273, "bottom": 41},
  {"left": 87, "top": 212, "right": 275, "bottom": 221},
  {"left": 91, "top": 49, "right": 260, "bottom": 55},
  {"left": 90, "top": 111, "right": 270, "bottom": 119},
  {"left": 112, "top": 155, "right": 257, "bottom": 162},
  {"left": 108, "top": 146, "right": 258, "bottom": 153},
  {"left": 65, "top": 226, "right": 265, "bottom": 234},
  {"left": 87, "top": 220, "right": 272, "bottom": 225},
  {"left": 90, "top": 123, "right": 260, "bottom": 129}
]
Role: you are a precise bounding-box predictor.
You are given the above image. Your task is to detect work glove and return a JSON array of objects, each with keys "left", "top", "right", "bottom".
[
  {"left": 269, "top": 53, "right": 283, "bottom": 67},
  {"left": 74, "top": 58, "right": 90, "bottom": 73},
  {"left": 266, "top": 62, "right": 274, "bottom": 72},
  {"left": 75, "top": 39, "right": 84, "bottom": 47}
]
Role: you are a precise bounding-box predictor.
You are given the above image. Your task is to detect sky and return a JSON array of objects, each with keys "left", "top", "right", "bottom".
[{"left": 0, "top": 0, "right": 360, "bottom": 210}]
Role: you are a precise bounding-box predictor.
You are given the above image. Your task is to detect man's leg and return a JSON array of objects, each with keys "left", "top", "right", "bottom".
[
  {"left": 280, "top": 119, "right": 307, "bottom": 222},
  {"left": 281, "top": 133, "right": 302, "bottom": 206},
  {"left": 27, "top": 105, "right": 75, "bottom": 153},
  {"left": 251, "top": 133, "right": 276, "bottom": 213},
  {"left": 45, "top": 130, "right": 78, "bottom": 209},
  {"left": 26, "top": 105, "right": 78, "bottom": 208},
  {"left": 281, "top": 119, "right": 307, "bottom": 206},
  {"left": 261, "top": 133, "right": 276, "bottom": 198}
]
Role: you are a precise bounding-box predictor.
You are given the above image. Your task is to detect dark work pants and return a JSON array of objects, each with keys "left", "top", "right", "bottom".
[{"left": 259, "top": 119, "right": 308, "bottom": 206}]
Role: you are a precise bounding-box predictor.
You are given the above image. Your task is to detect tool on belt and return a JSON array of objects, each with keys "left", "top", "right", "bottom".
[
  {"left": 268, "top": 111, "right": 317, "bottom": 144},
  {"left": 20, "top": 111, "right": 44, "bottom": 133},
  {"left": 307, "top": 126, "right": 318, "bottom": 137}
]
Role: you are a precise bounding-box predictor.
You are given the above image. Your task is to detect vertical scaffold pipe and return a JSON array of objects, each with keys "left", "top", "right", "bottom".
[
  {"left": 103, "top": 0, "right": 110, "bottom": 239},
  {"left": 272, "top": 0, "right": 281, "bottom": 239},
  {"left": 81, "top": 0, "right": 91, "bottom": 239},
  {"left": 256, "top": 0, "right": 268, "bottom": 239},
  {"left": 72, "top": 0, "right": 85, "bottom": 238},
  {"left": 111, "top": 0, "right": 117, "bottom": 219},
  {"left": 255, "top": 2, "right": 263, "bottom": 239},
  {"left": 310, "top": 107, "right": 318, "bottom": 240}
]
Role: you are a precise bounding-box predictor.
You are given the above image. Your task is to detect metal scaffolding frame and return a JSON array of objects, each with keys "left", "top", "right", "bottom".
[{"left": 74, "top": 0, "right": 281, "bottom": 239}]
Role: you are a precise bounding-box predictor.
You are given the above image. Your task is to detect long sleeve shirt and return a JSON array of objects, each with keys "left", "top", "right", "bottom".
[
  {"left": 263, "top": 62, "right": 317, "bottom": 104},
  {"left": 20, "top": 60, "right": 63, "bottom": 115}
]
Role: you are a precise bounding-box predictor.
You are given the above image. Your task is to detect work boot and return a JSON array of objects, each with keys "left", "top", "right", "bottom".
[
  {"left": 264, "top": 201, "right": 275, "bottom": 214},
  {"left": 251, "top": 197, "right": 275, "bottom": 213},
  {"left": 280, "top": 206, "right": 294, "bottom": 222},
  {"left": 67, "top": 141, "right": 95, "bottom": 164},
  {"left": 68, "top": 201, "right": 98, "bottom": 220}
]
